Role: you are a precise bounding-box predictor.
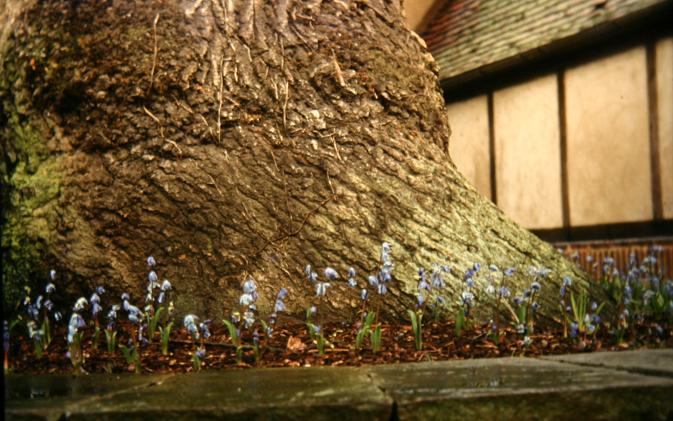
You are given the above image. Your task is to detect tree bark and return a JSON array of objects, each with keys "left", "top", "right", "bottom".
[{"left": 0, "top": 0, "right": 587, "bottom": 321}]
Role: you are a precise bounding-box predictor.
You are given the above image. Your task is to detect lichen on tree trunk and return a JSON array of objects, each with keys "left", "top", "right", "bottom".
[{"left": 0, "top": 0, "right": 587, "bottom": 321}]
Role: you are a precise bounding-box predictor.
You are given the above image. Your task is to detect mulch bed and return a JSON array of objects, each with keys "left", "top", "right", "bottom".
[{"left": 7, "top": 317, "right": 673, "bottom": 374}]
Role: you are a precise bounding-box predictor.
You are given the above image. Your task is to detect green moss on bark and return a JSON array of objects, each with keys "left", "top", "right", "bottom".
[{"left": 1, "top": 115, "right": 61, "bottom": 314}]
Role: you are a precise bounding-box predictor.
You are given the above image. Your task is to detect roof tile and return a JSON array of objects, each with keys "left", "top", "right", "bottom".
[{"left": 421, "top": 0, "right": 669, "bottom": 81}]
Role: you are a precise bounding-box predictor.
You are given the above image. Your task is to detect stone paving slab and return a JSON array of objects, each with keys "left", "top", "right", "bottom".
[
  {"left": 5, "top": 367, "right": 392, "bottom": 421},
  {"left": 541, "top": 349, "right": 673, "bottom": 377},
  {"left": 368, "top": 357, "right": 673, "bottom": 420},
  {"left": 5, "top": 350, "right": 673, "bottom": 420},
  {"left": 4, "top": 374, "right": 172, "bottom": 421}
]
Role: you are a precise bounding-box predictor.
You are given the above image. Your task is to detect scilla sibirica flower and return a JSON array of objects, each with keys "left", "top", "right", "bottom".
[
  {"left": 305, "top": 265, "right": 318, "bottom": 283},
  {"left": 347, "top": 267, "right": 357, "bottom": 288},
  {"left": 90, "top": 291, "right": 103, "bottom": 317},
  {"left": 158, "top": 279, "right": 172, "bottom": 304},
  {"left": 73, "top": 297, "right": 88, "bottom": 312},
  {"left": 274, "top": 288, "right": 288, "bottom": 313},
  {"left": 184, "top": 314, "right": 199, "bottom": 340}
]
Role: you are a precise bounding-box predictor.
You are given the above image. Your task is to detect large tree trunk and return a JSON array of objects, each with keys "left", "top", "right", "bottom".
[{"left": 0, "top": 0, "right": 587, "bottom": 321}]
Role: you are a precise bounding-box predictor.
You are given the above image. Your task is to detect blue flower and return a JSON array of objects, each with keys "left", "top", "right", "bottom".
[
  {"left": 305, "top": 265, "right": 318, "bottom": 283},
  {"left": 530, "top": 282, "right": 541, "bottom": 292},
  {"left": 463, "top": 269, "right": 475, "bottom": 281},
  {"left": 199, "top": 321, "right": 211, "bottom": 339},
  {"left": 590, "top": 302, "right": 598, "bottom": 311},
  {"left": 504, "top": 267, "right": 516, "bottom": 277},
  {"left": 44, "top": 299, "right": 54, "bottom": 312},
  {"left": 243, "top": 310, "right": 255, "bottom": 328},
  {"left": 274, "top": 288, "right": 288, "bottom": 313},
  {"left": 377, "top": 283, "right": 387, "bottom": 295},
  {"left": 3, "top": 321, "right": 9, "bottom": 354},
  {"left": 96, "top": 286, "right": 106, "bottom": 295},
  {"left": 489, "top": 264, "right": 499, "bottom": 272},
  {"left": 560, "top": 286, "right": 567, "bottom": 298},
  {"left": 368, "top": 275, "right": 378, "bottom": 287},
  {"left": 277, "top": 287, "right": 288, "bottom": 299},
  {"left": 253, "top": 329, "right": 260, "bottom": 346},
  {"left": 460, "top": 291, "right": 474, "bottom": 306},
  {"left": 360, "top": 289, "right": 368, "bottom": 301},
  {"left": 347, "top": 267, "right": 357, "bottom": 287},
  {"left": 126, "top": 303, "right": 141, "bottom": 316},
  {"left": 92, "top": 303, "right": 102, "bottom": 317},
  {"left": 147, "top": 256, "right": 156, "bottom": 267},
  {"left": 195, "top": 347, "right": 206, "bottom": 359},
  {"left": 570, "top": 322, "right": 579, "bottom": 338},
  {"left": 431, "top": 265, "right": 446, "bottom": 289},
  {"left": 90, "top": 292, "right": 100, "bottom": 305},
  {"left": 379, "top": 268, "right": 392, "bottom": 283},
  {"left": 148, "top": 271, "right": 158, "bottom": 283},
  {"left": 70, "top": 312, "right": 85, "bottom": 329},
  {"left": 381, "top": 242, "right": 392, "bottom": 264},
  {"left": 107, "top": 305, "right": 120, "bottom": 321},
  {"left": 513, "top": 296, "right": 524, "bottom": 306},
  {"left": 531, "top": 302, "right": 539, "bottom": 312},
  {"left": 499, "top": 287, "right": 511, "bottom": 298},
  {"left": 274, "top": 297, "right": 286, "bottom": 313},
  {"left": 160, "top": 280, "right": 172, "bottom": 291},
  {"left": 50, "top": 270, "right": 56, "bottom": 281},
  {"left": 240, "top": 293, "right": 255, "bottom": 307},
  {"left": 516, "top": 324, "right": 525, "bottom": 335},
  {"left": 243, "top": 278, "right": 257, "bottom": 295},
  {"left": 45, "top": 283, "right": 56, "bottom": 294},
  {"left": 73, "top": 297, "right": 88, "bottom": 311},
  {"left": 54, "top": 311, "right": 62, "bottom": 321},
  {"left": 416, "top": 293, "right": 425, "bottom": 307},
  {"left": 324, "top": 267, "right": 339, "bottom": 280},
  {"left": 533, "top": 266, "right": 551, "bottom": 278},
  {"left": 183, "top": 314, "right": 199, "bottom": 338},
  {"left": 26, "top": 303, "right": 39, "bottom": 319},
  {"left": 473, "top": 263, "right": 481, "bottom": 272},
  {"left": 316, "top": 282, "right": 330, "bottom": 297},
  {"left": 624, "top": 284, "right": 633, "bottom": 304},
  {"left": 121, "top": 292, "right": 130, "bottom": 301}
]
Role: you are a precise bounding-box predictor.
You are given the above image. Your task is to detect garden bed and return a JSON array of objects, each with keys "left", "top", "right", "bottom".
[{"left": 6, "top": 317, "right": 672, "bottom": 375}]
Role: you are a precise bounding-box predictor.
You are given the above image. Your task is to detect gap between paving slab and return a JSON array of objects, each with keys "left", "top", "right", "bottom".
[
  {"left": 368, "top": 354, "right": 673, "bottom": 420},
  {"left": 540, "top": 348, "right": 673, "bottom": 378},
  {"left": 5, "top": 350, "right": 673, "bottom": 420}
]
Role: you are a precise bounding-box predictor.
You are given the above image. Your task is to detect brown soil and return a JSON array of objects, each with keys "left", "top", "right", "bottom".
[{"left": 7, "top": 318, "right": 672, "bottom": 374}]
